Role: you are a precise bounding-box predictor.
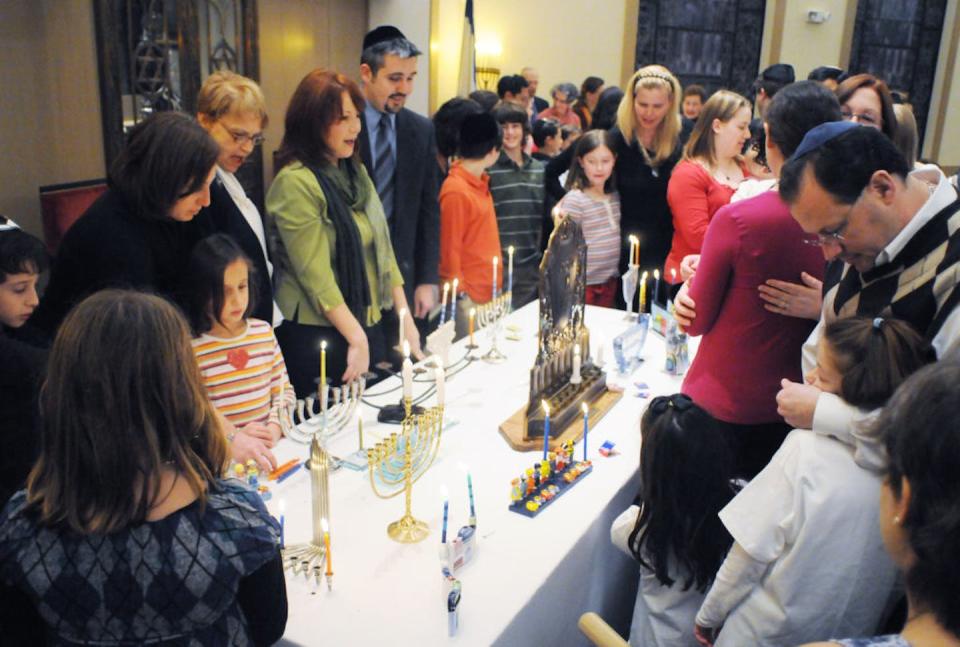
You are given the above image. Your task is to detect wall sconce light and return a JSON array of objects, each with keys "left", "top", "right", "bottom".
[{"left": 476, "top": 37, "right": 503, "bottom": 90}]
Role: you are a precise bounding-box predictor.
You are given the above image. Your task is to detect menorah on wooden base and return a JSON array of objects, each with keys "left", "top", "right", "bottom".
[
  {"left": 367, "top": 397, "right": 445, "bottom": 543},
  {"left": 281, "top": 434, "right": 332, "bottom": 588},
  {"left": 285, "top": 379, "right": 366, "bottom": 444},
  {"left": 474, "top": 290, "right": 512, "bottom": 363}
]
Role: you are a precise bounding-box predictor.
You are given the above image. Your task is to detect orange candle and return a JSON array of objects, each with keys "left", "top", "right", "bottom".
[
  {"left": 322, "top": 518, "right": 332, "bottom": 576},
  {"left": 469, "top": 307, "right": 476, "bottom": 345}
]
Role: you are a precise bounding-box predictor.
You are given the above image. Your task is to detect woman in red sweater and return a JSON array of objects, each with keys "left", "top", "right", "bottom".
[
  {"left": 677, "top": 81, "right": 841, "bottom": 478},
  {"left": 665, "top": 91, "right": 752, "bottom": 284}
]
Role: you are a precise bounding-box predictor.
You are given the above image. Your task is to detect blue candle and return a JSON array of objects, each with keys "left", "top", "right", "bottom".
[
  {"left": 542, "top": 400, "right": 550, "bottom": 460},
  {"left": 581, "top": 403, "right": 589, "bottom": 461},
  {"left": 278, "top": 499, "right": 286, "bottom": 550},
  {"left": 441, "top": 494, "right": 449, "bottom": 544},
  {"left": 467, "top": 473, "right": 476, "bottom": 521}
]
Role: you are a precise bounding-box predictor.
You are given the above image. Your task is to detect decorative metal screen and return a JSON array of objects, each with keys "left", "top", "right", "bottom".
[
  {"left": 634, "top": 0, "right": 766, "bottom": 99},
  {"left": 94, "top": 0, "right": 263, "bottom": 209},
  {"left": 848, "top": 0, "right": 946, "bottom": 151}
]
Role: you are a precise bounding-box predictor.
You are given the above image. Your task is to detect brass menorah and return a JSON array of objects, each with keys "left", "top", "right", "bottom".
[
  {"left": 367, "top": 397, "right": 445, "bottom": 543},
  {"left": 281, "top": 434, "right": 332, "bottom": 586},
  {"left": 474, "top": 290, "right": 512, "bottom": 363},
  {"left": 285, "top": 378, "right": 366, "bottom": 444}
]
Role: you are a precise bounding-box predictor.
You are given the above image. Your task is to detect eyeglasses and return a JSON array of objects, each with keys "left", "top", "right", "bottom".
[
  {"left": 802, "top": 199, "right": 857, "bottom": 247},
  {"left": 840, "top": 109, "right": 879, "bottom": 127},
  {"left": 219, "top": 122, "right": 265, "bottom": 147}
]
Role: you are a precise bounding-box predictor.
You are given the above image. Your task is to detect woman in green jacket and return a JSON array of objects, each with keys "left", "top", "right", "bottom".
[{"left": 267, "top": 69, "right": 422, "bottom": 396}]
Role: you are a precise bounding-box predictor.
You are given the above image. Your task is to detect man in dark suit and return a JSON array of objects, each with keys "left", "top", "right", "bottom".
[{"left": 358, "top": 26, "right": 440, "bottom": 348}]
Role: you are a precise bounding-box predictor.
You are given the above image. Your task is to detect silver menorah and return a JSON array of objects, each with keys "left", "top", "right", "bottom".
[
  {"left": 474, "top": 291, "right": 511, "bottom": 363},
  {"left": 281, "top": 434, "right": 333, "bottom": 589},
  {"left": 284, "top": 378, "right": 366, "bottom": 444}
]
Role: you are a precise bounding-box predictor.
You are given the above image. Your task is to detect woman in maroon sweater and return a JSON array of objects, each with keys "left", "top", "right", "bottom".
[{"left": 679, "top": 82, "right": 842, "bottom": 478}]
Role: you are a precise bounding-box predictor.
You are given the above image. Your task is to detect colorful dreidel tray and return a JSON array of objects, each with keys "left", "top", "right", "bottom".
[
  {"left": 233, "top": 460, "right": 272, "bottom": 500},
  {"left": 509, "top": 452, "right": 593, "bottom": 518}
]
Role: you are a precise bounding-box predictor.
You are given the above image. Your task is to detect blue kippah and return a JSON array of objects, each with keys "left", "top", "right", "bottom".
[{"left": 789, "top": 121, "right": 860, "bottom": 162}]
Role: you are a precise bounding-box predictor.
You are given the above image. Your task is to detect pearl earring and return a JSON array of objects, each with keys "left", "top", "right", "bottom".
[{"left": 893, "top": 516, "right": 901, "bottom": 524}]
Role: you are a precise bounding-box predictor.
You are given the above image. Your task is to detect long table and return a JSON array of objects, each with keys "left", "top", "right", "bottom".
[{"left": 271, "top": 304, "right": 695, "bottom": 646}]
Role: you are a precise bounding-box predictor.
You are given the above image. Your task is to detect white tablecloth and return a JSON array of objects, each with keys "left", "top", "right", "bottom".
[{"left": 271, "top": 304, "right": 695, "bottom": 646}]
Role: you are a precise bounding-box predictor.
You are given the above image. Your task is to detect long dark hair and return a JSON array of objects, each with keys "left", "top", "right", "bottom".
[
  {"left": 877, "top": 361, "right": 960, "bottom": 637},
  {"left": 823, "top": 316, "right": 934, "bottom": 410},
  {"left": 109, "top": 112, "right": 219, "bottom": 221},
  {"left": 186, "top": 234, "right": 257, "bottom": 334},
  {"left": 27, "top": 290, "right": 227, "bottom": 534},
  {"left": 565, "top": 130, "right": 617, "bottom": 193},
  {"left": 628, "top": 394, "right": 737, "bottom": 591}
]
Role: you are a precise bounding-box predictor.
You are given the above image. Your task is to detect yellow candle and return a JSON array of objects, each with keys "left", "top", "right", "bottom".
[
  {"left": 322, "top": 518, "right": 332, "bottom": 576},
  {"left": 320, "top": 340, "right": 327, "bottom": 389},
  {"left": 468, "top": 307, "right": 476, "bottom": 345}
]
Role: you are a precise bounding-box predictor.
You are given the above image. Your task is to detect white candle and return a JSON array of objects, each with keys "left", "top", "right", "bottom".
[
  {"left": 571, "top": 342, "right": 582, "bottom": 384},
  {"left": 434, "top": 360, "right": 445, "bottom": 407},
  {"left": 402, "top": 341, "right": 413, "bottom": 400},
  {"left": 398, "top": 307, "right": 407, "bottom": 350},
  {"left": 492, "top": 256, "right": 499, "bottom": 302},
  {"left": 595, "top": 335, "right": 605, "bottom": 367},
  {"left": 507, "top": 245, "right": 515, "bottom": 294}
]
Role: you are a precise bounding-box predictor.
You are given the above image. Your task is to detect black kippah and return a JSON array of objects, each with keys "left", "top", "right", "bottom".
[
  {"left": 362, "top": 25, "right": 406, "bottom": 51},
  {"left": 459, "top": 113, "right": 499, "bottom": 149}
]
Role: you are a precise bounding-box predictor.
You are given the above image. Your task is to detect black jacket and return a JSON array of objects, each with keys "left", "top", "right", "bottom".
[
  {"left": 359, "top": 108, "right": 440, "bottom": 305},
  {"left": 0, "top": 328, "right": 46, "bottom": 506},
  {"left": 31, "top": 189, "right": 215, "bottom": 335}
]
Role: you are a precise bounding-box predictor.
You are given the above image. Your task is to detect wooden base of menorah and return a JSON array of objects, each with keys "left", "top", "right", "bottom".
[{"left": 498, "top": 388, "right": 623, "bottom": 452}]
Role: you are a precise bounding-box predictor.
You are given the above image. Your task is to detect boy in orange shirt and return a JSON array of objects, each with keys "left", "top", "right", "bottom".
[{"left": 439, "top": 112, "right": 503, "bottom": 338}]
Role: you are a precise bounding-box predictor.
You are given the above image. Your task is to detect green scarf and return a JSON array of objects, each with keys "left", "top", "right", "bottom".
[{"left": 311, "top": 158, "right": 396, "bottom": 318}]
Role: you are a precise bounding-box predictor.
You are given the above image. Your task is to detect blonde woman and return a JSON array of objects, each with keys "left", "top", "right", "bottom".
[
  {"left": 196, "top": 70, "right": 280, "bottom": 327},
  {"left": 665, "top": 90, "right": 752, "bottom": 283},
  {"left": 612, "top": 65, "right": 686, "bottom": 303}
]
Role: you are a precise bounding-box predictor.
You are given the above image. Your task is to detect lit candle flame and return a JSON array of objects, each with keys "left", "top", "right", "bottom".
[
  {"left": 642, "top": 270, "right": 649, "bottom": 280},
  {"left": 542, "top": 400, "right": 550, "bottom": 415},
  {"left": 653, "top": 269, "right": 660, "bottom": 279},
  {"left": 581, "top": 402, "right": 588, "bottom": 414},
  {"left": 320, "top": 340, "right": 327, "bottom": 350},
  {"left": 321, "top": 517, "right": 329, "bottom": 533}
]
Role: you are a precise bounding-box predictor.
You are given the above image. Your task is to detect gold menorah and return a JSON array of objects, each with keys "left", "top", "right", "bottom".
[
  {"left": 367, "top": 397, "right": 445, "bottom": 543},
  {"left": 474, "top": 290, "right": 512, "bottom": 363},
  {"left": 282, "top": 434, "right": 332, "bottom": 587}
]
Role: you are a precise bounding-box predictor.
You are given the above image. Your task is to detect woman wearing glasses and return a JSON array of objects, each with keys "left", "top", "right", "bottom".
[
  {"left": 836, "top": 74, "right": 898, "bottom": 142},
  {"left": 675, "top": 82, "right": 835, "bottom": 478},
  {"left": 196, "top": 71, "right": 280, "bottom": 326}
]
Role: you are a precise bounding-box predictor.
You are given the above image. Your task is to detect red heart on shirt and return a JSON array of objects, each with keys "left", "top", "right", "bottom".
[{"left": 227, "top": 348, "right": 250, "bottom": 370}]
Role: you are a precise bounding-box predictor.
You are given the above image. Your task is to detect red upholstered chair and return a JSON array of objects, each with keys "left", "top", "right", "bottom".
[{"left": 39, "top": 179, "right": 107, "bottom": 256}]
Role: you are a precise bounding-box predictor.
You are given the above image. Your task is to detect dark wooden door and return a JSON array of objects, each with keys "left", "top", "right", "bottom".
[
  {"left": 634, "top": 0, "right": 767, "bottom": 99},
  {"left": 848, "top": 0, "right": 947, "bottom": 150}
]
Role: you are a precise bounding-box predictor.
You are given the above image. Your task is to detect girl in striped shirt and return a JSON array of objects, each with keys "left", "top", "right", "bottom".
[
  {"left": 557, "top": 130, "right": 621, "bottom": 307},
  {"left": 188, "top": 234, "right": 294, "bottom": 460}
]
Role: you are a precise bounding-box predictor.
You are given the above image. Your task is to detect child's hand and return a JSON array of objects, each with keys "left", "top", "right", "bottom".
[
  {"left": 231, "top": 432, "right": 278, "bottom": 473},
  {"left": 241, "top": 422, "right": 276, "bottom": 447},
  {"left": 694, "top": 623, "right": 719, "bottom": 646},
  {"left": 776, "top": 378, "right": 820, "bottom": 429}
]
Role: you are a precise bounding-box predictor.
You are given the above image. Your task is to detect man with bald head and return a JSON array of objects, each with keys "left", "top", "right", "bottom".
[{"left": 521, "top": 67, "right": 548, "bottom": 116}]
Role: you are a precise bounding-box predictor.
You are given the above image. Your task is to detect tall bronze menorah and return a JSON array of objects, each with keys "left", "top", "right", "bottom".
[
  {"left": 282, "top": 434, "right": 332, "bottom": 587},
  {"left": 367, "top": 397, "right": 445, "bottom": 543}
]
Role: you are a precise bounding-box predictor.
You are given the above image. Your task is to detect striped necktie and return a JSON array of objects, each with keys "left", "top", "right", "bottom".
[{"left": 374, "top": 112, "right": 396, "bottom": 221}]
